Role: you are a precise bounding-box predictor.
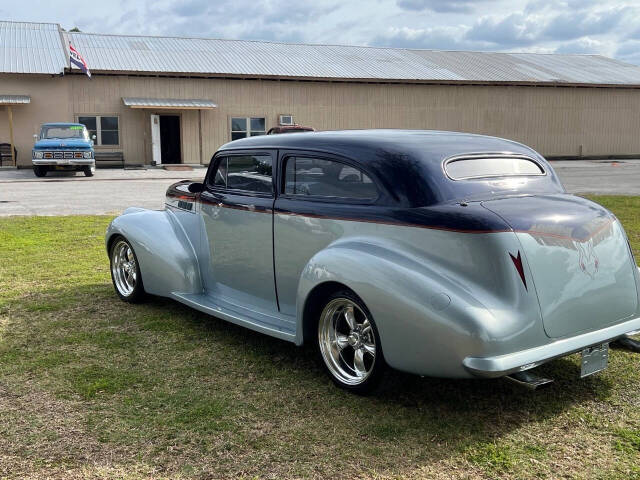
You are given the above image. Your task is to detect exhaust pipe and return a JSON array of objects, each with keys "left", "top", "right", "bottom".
[
  {"left": 506, "top": 370, "right": 554, "bottom": 390},
  {"left": 612, "top": 335, "right": 640, "bottom": 353}
]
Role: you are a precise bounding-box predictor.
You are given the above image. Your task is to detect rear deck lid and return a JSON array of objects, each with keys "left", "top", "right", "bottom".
[{"left": 482, "top": 194, "right": 638, "bottom": 338}]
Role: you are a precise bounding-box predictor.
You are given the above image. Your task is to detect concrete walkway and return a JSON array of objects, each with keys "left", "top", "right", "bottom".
[{"left": 0, "top": 160, "right": 638, "bottom": 216}]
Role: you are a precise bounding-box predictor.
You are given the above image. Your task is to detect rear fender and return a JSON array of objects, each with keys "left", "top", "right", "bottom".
[
  {"left": 296, "top": 235, "right": 546, "bottom": 378},
  {"left": 106, "top": 208, "right": 202, "bottom": 296}
]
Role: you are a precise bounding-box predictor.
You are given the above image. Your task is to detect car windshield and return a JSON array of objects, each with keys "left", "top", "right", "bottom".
[{"left": 40, "top": 125, "right": 89, "bottom": 140}]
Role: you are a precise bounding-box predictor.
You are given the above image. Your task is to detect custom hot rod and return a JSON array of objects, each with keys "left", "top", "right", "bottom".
[{"left": 106, "top": 130, "right": 640, "bottom": 393}]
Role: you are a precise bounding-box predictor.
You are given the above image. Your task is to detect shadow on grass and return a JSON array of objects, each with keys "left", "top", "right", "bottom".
[{"left": 2, "top": 284, "right": 617, "bottom": 473}]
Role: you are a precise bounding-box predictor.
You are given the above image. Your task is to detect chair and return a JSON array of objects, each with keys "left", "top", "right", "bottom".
[{"left": 0, "top": 143, "right": 17, "bottom": 166}]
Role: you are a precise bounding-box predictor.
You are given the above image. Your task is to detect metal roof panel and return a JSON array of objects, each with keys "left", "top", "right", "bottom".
[
  {"left": 66, "top": 31, "right": 640, "bottom": 85},
  {"left": 0, "top": 21, "right": 66, "bottom": 74},
  {"left": 3, "top": 21, "right": 640, "bottom": 86}
]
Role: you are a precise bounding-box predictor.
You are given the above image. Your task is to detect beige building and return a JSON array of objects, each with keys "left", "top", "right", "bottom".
[{"left": 2, "top": 20, "right": 640, "bottom": 168}]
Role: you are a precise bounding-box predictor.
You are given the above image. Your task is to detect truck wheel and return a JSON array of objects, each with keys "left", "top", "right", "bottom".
[
  {"left": 83, "top": 166, "right": 95, "bottom": 177},
  {"left": 33, "top": 165, "right": 47, "bottom": 177}
]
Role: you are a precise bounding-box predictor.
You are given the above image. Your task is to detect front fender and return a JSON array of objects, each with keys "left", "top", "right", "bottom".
[
  {"left": 296, "top": 235, "right": 545, "bottom": 378},
  {"left": 105, "top": 208, "right": 202, "bottom": 297}
]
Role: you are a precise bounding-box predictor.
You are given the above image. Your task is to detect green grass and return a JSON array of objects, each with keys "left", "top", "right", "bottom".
[
  {"left": 615, "top": 427, "right": 640, "bottom": 454},
  {"left": 0, "top": 197, "right": 639, "bottom": 479},
  {"left": 465, "top": 442, "right": 516, "bottom": 473},
  {"left": 586, "top": 196, "right": 640, "bottom": 259}
]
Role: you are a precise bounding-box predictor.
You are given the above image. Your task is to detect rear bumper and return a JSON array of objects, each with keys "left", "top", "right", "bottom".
[
  {"left": 463, "top": 315, "right": 640, "bottom": 378},
  {"left": 32, "top": 159, "right": 95, "bottom": 166}
]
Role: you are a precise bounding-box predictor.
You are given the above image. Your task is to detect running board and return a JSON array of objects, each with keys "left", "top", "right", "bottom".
[
  {"left": 505, "top": 370, "right": 554, "bottom": 390},
  {"left": 170, "top": 292, "right": 297, "bottom": 343}
]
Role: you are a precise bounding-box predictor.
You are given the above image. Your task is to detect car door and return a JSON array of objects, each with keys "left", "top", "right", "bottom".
[
  {"left": 273, "top": 152, "right": 380, "bottom": 317},
  {"left": 200, "top": 150, "right": 278, "bottom": 315}
]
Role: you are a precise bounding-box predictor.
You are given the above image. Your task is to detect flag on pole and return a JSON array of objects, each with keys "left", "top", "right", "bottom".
[{"left": 69, "top": 42, "right": 91, "bottom": 78}]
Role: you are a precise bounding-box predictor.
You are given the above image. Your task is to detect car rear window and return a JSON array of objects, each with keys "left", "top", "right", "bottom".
[{"left": 445, "top": 157, "right": 544, "bottom": 180}]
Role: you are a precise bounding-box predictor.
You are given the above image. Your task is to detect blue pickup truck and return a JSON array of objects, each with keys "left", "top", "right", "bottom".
[{"left": 32, "top": 123, "right": 96, "bottom": 177}]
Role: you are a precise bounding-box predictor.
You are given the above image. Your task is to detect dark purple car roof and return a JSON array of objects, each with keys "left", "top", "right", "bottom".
[{"left": 218, "top": 129, "right": 565, "bottom": 207}]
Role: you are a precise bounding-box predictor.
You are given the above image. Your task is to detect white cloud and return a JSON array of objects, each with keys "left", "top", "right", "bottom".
[
  {"left": 554, "top": 37, "right": 607, "bottom": 55},
  {"left": 616, "top": 39, "right": 640, "bottom": 64},
  {"left": 372, "top": 26, "right": 474, "bottom": 50},
  {"left": 374, "top": 0, "right": 640, "bottom": 63},
  {"left": 465, "top": 12, "right": 543, "bottom": 47},
  {"left": 396, "top": 0, "right": 492, "bottom": 13}
]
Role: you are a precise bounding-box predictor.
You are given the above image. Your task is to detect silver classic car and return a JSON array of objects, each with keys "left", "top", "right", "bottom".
[{"left": 106, "top": 130, "right": 640, "bottom": 393}]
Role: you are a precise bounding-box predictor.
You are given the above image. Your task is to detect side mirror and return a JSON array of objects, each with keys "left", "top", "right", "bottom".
[
  {"left": 188, "top": 182, "right": 204, "bottom": 193},
  {"left": 33, "top": 134, "right": 38, "bottom": 140},
  {"left": 92, "top": 134, "right": 97, "bottom": 140}
]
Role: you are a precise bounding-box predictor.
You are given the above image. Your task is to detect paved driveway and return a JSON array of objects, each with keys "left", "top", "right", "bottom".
[
  {"left": 0, "top": 160, "right": 639, "bottom": 216},
  {"left": 0, "top": 167, "right": 205, "bottom": 216},
  {"left": 550, "top": 159, "right": 640, "bottom": 196}
]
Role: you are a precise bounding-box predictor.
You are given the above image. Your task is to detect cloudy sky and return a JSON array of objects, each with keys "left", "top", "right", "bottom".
[{"left": 3, "top": 0, "right": 640, "bottom": 64}]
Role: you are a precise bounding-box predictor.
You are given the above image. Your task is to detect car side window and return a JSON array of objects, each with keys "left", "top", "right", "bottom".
[
  {"left": 213, "top": 158, "right": 228, "bottom": 187},
  {"left": 284, "top": 157, "right": 377, "bottom": 200},
  {"left": 211, "top": 155, "right": 273, "bottom": 194}
]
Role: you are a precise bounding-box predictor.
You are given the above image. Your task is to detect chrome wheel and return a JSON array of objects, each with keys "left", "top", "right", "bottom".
[
  {"left": 318, "top": 298, "right": 377, "bottom": 386},
  {"left": 111, "top": 240, "right": 137, "bottom": 297}
]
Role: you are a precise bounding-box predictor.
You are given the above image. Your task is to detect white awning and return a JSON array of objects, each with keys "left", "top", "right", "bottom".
[
  {"left": 122, "top": 97, "right": 217, "bottom": 109},
  {"left": 0, "top": 95, "right": 31, "bottom": 105}
]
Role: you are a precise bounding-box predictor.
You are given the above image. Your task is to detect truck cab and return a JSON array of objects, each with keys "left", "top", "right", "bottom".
[{"left": 32, "top": 123, "right": 96, "bottom": 177}]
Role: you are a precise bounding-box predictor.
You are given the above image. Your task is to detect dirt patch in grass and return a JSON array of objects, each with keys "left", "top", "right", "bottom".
[
  {"left": 0, "top": 382, "right": 134, "bottom": 478},
  {"left": 0, "top": 203, "right": 639, "bottom": 479}
]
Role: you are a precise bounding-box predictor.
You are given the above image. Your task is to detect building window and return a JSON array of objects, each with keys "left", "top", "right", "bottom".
[
  {"left": 230, "top": 117, "right": 266, "bottom": 141},
  {"left": 77, "top": 115, "right": 120, "bottom": 146}
]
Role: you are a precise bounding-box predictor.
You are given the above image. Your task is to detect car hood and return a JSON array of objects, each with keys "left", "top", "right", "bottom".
[
  {"left": 34, "top": 138, "right": 92, "bottom": 150},
  {"left": 482, "top": 194, "right": 639, "bottom": 338}
]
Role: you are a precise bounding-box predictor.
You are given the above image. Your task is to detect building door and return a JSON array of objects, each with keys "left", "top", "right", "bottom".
[
  {"left": 160, "top": 115, "right": 181, "bottom": 164},
  {"left": 150, "top": 114, "right": 161, "bottom": 165}
]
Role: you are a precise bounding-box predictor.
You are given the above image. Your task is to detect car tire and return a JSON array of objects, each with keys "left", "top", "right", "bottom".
[
  {"left": 33, "top": 165, "right": 47, "bottom": 177},
  {"left": 317, "top": 290, "right": 386, "bottom": 394},
  {"left": 83, "top": 165, "right": 95, "bottom": 177},
  {"left": 109, "top": 236, "right": 145, "bottom": 303}
]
